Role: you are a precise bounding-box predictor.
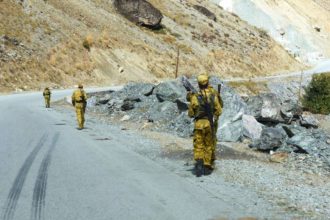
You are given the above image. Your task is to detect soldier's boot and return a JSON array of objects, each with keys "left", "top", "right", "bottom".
[
  {"left": 195, "top": 159, "right": 204, "bottom": 177},
  {"left": 204, "top": 165, "right": 213, "bottom": 176}
]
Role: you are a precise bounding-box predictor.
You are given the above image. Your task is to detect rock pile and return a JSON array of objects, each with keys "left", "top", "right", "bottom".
[{"left": 89, "top": 76, "right": 330, "bottom": 169}]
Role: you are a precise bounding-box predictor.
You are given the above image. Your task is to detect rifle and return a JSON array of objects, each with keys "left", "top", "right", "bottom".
[
  {"left": 201, "top": 94, "right": 215, "bottom": 140},
  {"left": 181, "top": 76, "right": 198, "bottom": 94}
]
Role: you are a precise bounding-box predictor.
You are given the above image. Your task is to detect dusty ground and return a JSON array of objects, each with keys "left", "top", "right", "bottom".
[
  {"left": 54, "top": 99, "right": 330, "bottom": 219},
  {"left": 0, "top": 0, "right": 302, "bottom": 92}
]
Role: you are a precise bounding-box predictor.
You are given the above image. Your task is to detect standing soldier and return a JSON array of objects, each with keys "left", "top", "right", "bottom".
[
  {"left": 188, "top": 74, "right": 222, "bottom": 177},
  {"left": 43, "top": 87, "right": 51, "bottom": 108},
  {"left": 72, "top": 83, "right": 88, "bottom": 130}
]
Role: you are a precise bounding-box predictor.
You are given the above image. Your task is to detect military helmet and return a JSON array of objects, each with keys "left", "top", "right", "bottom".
[
  {"left": 78, "top": 83, "right": 83, "bottom": 88},
  {"left": 197, "top": 74, "right": 209, "bottom": 86}
]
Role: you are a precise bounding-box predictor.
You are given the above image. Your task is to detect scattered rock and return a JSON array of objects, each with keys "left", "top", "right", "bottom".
[
  {"left": 300, "top": 112, "right": 319, "bottom": 128},
  {"left": 123, "top": 83, "right": 154, "bottom": 97},
  {"left": 121, "top": 97, "right": 141, "bottom": 111},
  {"left": 193, "top": 5, "right": 217, "bottom": 21},
  {"left": 97, "top": 94, "right": 111, "bottom": 105},
  {"left": 153, "top": 80, "right": 186, "bottom": 102},
  {"left": 120, "top": 115, "right": 131, "bottom": 121},
  {"left": 114, "top": 0, "right": 163, "bottom": 29},
  {"left": 242, "top": 114, "right": 263, "bottom": 140},
  {"left": 118, "top": 66, "right": 124, "bottom": 73},
  {"left": 250, "top": 127, "right": 287, "bottom": 151},
  {"left": 246, "top": 93, "right": 284, "bottom": 123}
]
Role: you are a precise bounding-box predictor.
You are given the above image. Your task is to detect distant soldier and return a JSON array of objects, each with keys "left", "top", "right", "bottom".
[
  {"left": 72, "top": 83, "right": 88, "bottom": 130},
  {"left": 43, "top": 87, "right": 51, "bottom": 108},
  {"left": 188, "top": 74, "right": 222, "bottom": 177}
]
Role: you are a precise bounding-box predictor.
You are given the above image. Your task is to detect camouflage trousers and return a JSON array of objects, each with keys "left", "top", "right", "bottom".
[
  {"left": 193, "top": 119, "right": 213, "bottom": 166},
  {"left": 75, "top": 103, "right": 85, "bottom": 129},
  {"left": 44, "top": 96, "right": 50, "bottom": 108}
]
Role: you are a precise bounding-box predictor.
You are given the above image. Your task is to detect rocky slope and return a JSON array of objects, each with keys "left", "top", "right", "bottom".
[
  {"left": 0, "top": 0, "right": 301, "bottom": 92},
  {"left": 217, "top": 0, "right": 330, "bottom": 64}
]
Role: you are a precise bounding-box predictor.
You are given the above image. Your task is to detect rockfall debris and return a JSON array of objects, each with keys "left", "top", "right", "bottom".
[{"left": 88, "top": 76, "right": 330, "bottom": 174}]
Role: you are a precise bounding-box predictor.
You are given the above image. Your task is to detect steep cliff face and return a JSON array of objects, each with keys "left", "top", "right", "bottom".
[
  {"left": 218, "top": 0, "right": 330, "bottom": 64},
  {"left": 0, "top": 0, "right": 301, "bottom": 92}
]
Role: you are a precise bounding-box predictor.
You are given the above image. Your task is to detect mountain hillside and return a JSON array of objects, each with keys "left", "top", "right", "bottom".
[
  {"left": 218, "top": 0, "right": 330, "bottom": 64},
  {"left": 0, "top": 0, "right": 302, "bottom": 92}
]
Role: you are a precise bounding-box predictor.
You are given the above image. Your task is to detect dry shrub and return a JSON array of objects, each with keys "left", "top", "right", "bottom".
[
  {"left": 83, "top": 34, "right": 94, "bottom": 51},
  {"left": 163, "top": 35, "right": 176, "bottom": 44},
  {"left": 228, "top": 80, "right": 261, "bottom": 94}
]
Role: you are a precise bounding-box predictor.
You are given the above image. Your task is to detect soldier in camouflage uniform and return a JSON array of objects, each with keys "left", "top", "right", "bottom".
[
  {"left": 43, "top": 87, "right": 51, "bottom": 108},
  {"left": 72, "top": 83, "right": 88, "bottom": 130},
  {"left": 188, "top": 74, "right": 222, "bottom": 177}
]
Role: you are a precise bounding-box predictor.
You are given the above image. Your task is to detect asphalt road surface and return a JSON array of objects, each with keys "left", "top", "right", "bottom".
[{"left": 0, "top": 88, "right": 303, "bottom": 220}]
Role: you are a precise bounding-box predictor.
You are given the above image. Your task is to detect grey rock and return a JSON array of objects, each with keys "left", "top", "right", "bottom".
[
  {"left": 175, "top": 99, "right": 189, "bottom": 112},
  {"left": 121, "top": 97, "right": 141, "bottom": 111},
  {"left": 205, "top": 76, "right": 248, "bottom": 142},
  {"left": 122, "top": 83, "right": 154, "bottom": 96},
  {"left": 108, "top": 98, "right": 124, "bottom": 114},
  {"left": 280, "top": 99, "right": 301, "bottom": 120},
  {"left": 275, "top": 143, "right": 298, "bottom": 153},
  {"left": 153, "top": 80, "right": 186, "bottom": 103},
  {"left": 251, "top": 127, "right": 288, "bottom": 150},
  {"left": 114, "top": 0, "right": 163, "bottom": 28},
  {"left": 242, "top": 114, "right": 263, "bottom": 140},
  {"left": 97, "top": 94, "right": 112, "bottom": 105},
  {"left": 287, "top": 131, "right": 329, "bottom": 156},
  {"left": 246, "top": 93, "right": 284, "bottom": 123},
  {"left": 168, "top": 112, "right": 193, "bottom": 138},
  {"left": 148, "top": 101, "right": 179, "bottom": 121},
  {"left": 219, "top": 119, "right": 243, "bottom": 142},
  {"left": 193, "top": 5, "right": 217, "bottom": 21},
  {"left": 300, "top": 112, "right": 319, "bottom": 128}
]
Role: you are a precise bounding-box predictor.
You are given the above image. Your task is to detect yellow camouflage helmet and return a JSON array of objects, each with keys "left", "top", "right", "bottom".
[
  {"left": 78, "top": 83, "right": 83, "bottom": 88},
  {"left": 197, "top": 74, "right": 209, "bottom": 86}
]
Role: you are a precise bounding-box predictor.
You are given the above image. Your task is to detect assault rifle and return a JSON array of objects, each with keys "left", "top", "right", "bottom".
[{"left": 181, "top": 76, "right": 198, "bottom": 94}]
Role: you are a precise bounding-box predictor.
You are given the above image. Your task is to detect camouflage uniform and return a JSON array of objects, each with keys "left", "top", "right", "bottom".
[
  {"left": 43, "top": 88, "right": 51, "bottom": 108},
  {"left": 72, "top": 84, "right": 88, "bottom": 129},
  {"left": 188, "top": 75, "right": 222, "bottom": 176}
]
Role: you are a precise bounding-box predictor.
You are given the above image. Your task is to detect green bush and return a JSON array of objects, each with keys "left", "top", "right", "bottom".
[{"left": 303, "top": 72, "right": 330, "bottom": 114}]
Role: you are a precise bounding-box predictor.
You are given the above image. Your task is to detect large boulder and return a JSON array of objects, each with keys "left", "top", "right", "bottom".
[
  {"left": 193, "top": 5, "right": 217, "bottom": 21},
  {"left": 114, "top": 0, "right": 163, "bottom": 28},
  {"left": 250, "top": 127, "right": 288, "bottom": 151},
  {"left": 153, "top": 80, "right": 186, "bottom": 103},
  {"left": 242, "top": 114, "right": 263, "bottom": 140},
  {"left": 246, "top": 93, "right": 284, "bottom": 123},
  {"left": 209, "top": 78, "right": 247, "bottom": 142},
  {"left": 122, "top": 83, "right": 154, "bottom": 97}
]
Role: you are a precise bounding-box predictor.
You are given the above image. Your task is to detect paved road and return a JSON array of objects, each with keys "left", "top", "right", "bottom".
[
  {"left": 0, "top": 89, "right": 297, "bottom": 219},
  {"left": 224, "top": 59, "right": 330, "bottom": 82}
]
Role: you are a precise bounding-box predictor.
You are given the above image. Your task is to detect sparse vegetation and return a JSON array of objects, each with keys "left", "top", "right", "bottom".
[
  {"left": 303, "top": 72, "right": 330, "bottom": 114},
  {"left": 228, "top": 80, "right": 265, "bottom": 95},
  {"left": 83, "top": 34, "right": 94, "bottom": 51}
]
